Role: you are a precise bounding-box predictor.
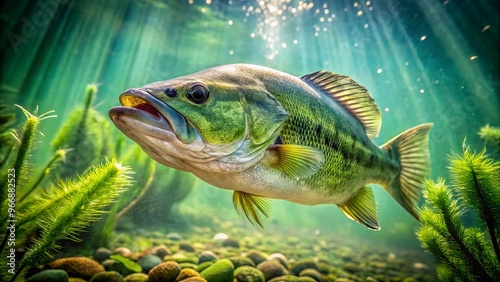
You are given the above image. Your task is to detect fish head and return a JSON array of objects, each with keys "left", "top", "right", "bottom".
[{"left": 109, "top": 67, "right": 289, "bottom": 173}]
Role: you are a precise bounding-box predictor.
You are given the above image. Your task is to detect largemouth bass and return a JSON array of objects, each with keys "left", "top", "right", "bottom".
[{"left": 109, "top": 64, "right": 432, "bottom": 230}]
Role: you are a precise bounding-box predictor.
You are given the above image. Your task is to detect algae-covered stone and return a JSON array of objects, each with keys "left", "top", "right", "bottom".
[
  {"left": 176, "top": 268, "right": 201, "bottom": 281},
  {"left": 167, "top": 232, "right": 183, "bottom": 241},
  {"left": 196, "top": 261, "right": 214, "bottom": 273},
  {"left": 200, "top": 259, "right": 234, "bottom": 282},
  {"left": 268, "top": 275, "right": 300, "bottom": 282},
  {"left": 89, "top": 271, "right": 124, "bottom": 282},
  {"left": 149, "top": 261, "right": 182, "bottom": 282},
  {"left": 257, "top": 260, "right": 288, "bottom": 281},
  {"left": 114, "top": 247, "right": 133, "bottom": 257},
  {"left": 297, "top": 277, "right": 317, "bottom": 282},
  {"left": 299, "top": 269, "right": 325, "bottom": 282},
  {"left": 234, "top": 265, "right": 265, "bottom": 282},
  {"left": 291, "top": 260, "right": 318, "bottom": 275},
  {"left": 222, "top": 238, "right": 240, "bottom": 248},
  {"left": 180, "top": 262, "right": 198, "bottom": 269},
  {"left": 198, "top": 250, "right": 218, "bottom": 264},
  {"left": 228, "top": 256, "right": 256, "bottom": 268},
  {"left": 268, "top": 253, "right": 290, "bottom": 270},
  {"left": 151, "top": 245, "right": 172, "bottom": 260},
  {"left": 94, "top": 247, "right": 113, "bottom": 263},
  {"left": 48, "top": 257, "right": 104, "bottom": 280},
  {"left": 165, "top": 253, "right": 198, "bottom": 264},
  {"left": 26, "top": 270, "right": 69, "bottom": 282},
  {"left": 245, "top": 251, "right": 268, "bottom": 265},
  {"left": 68, "top": 279, "right": 86, "bottom": 282},
  {"left": 138, "top": 254, "right": 162, "bottom": 273},
  {"left": 179, "top": 242, "right": 195, "bottom": 252},
  {"left": 124, "top": 273, "right": 149, "bottom": 282},
  {"left": 179, "top": 278, "right": 207, "bottom": 282}
]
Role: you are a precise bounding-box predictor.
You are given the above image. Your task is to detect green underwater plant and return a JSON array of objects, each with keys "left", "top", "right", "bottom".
[
  {"left": 51, "top": 83, "right": 114, "bottom": 179},
  {"left": 416, "top": 144, "right": 500, "bottom": 281},
  {"left": 0, "top": 105, "right": 132, "bottom": 281},
  {"left": 478, "top": 124, "right": 500, "bottom": 150}
]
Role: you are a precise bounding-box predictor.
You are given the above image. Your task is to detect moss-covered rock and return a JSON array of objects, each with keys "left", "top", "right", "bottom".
[
  {"left": 89, "top": 271, "right": 124, "bottom": 282},
  {"left": 180, "top": 262, "right": 198, "bottom": 269},
  {"left": 178, "top": 278, "right": 207, "bottom": 282},
  {"left": 228, "top": 256, "right": 256, "bottom": 268},
  {"left": 198, "top": 250, "right": 218, "bottom": 264},
  {"left": 267, "top": 253, "right": 290, "bottom": 270},
  {"left": 165, "top": 253, "right": 198, "bottom": 264},
  {"left": 176, "top": 268, "right": 201, "bottom": 281},
  {"left": 257, "top": 260, "right": 289, "bottom": 281},
  {"left": 179, "top": 242, "right": 195, "bottom": 252},
  {"left": 222, "top": 238, "right": 240, "bottom": 248},
  {"left": 245, "top": 251, "right": 268, "bottom": 265},
  {"left": 94, "top": 247, "right": 113, "bottom": 263},
  {"left": 26, "top": 270, "right": 69, "bottom": 282},
  {"left": 200, "top": 259, "right": 234, "bottom": 282},
  {"left": 268, "top": 275, "right": 300, "bottom": 282},
  {"left": 196, "top": 261, "right": 214, "bottom": 273},
  {"left": 138, "top": 254, "right": 162, "bottom": 273},
  {"left": 291, "top": 260, "right": 318, "bottom": 276},
  {"left": 149, "top": 261, "right": 182, "bottom": 282},
  {"left": 299, "top": 269, "right": 325, "bottom": 282},
  {"left": 48, "top": 257, "right": 104, "bottom": 280},
  {"left": 124, "top": 273, "right": 149, "bottom": 282},
  {"left": 234, "top": 265, "right": 265, "bottom": 282},
  {"left": 150, "top": 245, "right": 172, "bottom": 260}
]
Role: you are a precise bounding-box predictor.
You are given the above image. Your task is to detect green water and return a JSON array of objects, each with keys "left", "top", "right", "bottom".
[{"left": 1, "top": 0, "right": 499, "bottom": 280}]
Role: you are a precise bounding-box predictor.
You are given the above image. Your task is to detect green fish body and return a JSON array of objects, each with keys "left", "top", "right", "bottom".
[{"left": 109, "top": 64, "right": 432, "bottom": 230}]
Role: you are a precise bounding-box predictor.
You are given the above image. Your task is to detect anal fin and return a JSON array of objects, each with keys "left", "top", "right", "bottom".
[
  {"left": 338, "top": 186, "right": 380, "bottom": 230},
  {"left": 232, "top": 191, "right": 271, "bottom": 228}
]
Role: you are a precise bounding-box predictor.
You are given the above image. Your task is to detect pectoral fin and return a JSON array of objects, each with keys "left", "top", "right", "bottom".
[
  {"left": 232, "top": 191, "right": 271, "bottom": 228},
  {"left": 338, "top": 186, "right": 380, "bottom": 230},
  {"left": 261, "top": 144, "right": 324, "bottom": 179}
]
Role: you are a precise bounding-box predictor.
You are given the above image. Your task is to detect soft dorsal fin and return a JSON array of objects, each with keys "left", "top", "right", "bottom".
[
  {"left": 338, "top": 185, "right": 380, "bottom": 230},
  {"left": 232, "top": 191, "right": 271, "bottom": 228},
  {"left": 300, "top": 71, "right": 382, "bottom": 138}
]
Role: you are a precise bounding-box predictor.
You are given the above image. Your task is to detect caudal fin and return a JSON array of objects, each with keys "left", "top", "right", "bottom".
[{"left": 381, "top": 123, "right": 433, "bottom": 219}]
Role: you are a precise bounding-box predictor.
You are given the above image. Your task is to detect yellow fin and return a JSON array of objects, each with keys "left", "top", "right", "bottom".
[
  {"left": 261, "top": 144, "right": 324, "bottom": 178},
  {"left": 300, "top": 71, "right": 382, "bottom": 138},
  {"left": 232, "top": 191, "right": 271, "bottom": 228},
  {"left": 338, "top": 186, "right": 380, "bottom": 230},
  {"left": 381, "top": 123, "right": 433, "bottom": 220}
]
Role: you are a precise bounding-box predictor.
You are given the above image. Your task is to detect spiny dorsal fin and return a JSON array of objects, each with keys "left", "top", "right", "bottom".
[
  {"left": 300, "top": 71, "right": 382, "bottom": 138},
  {"left": 338, "top": 186, "right": 380, "bottom": 230},
  {"left": 260, "top": 144, "right": 324, "bottom": 179},
  {"left": 232, "top": 191, "right": 271, "bottom": 228}
]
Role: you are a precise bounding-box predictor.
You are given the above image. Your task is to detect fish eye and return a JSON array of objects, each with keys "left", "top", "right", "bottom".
[
  {"left": 187, "top": 84, "right": 209, "bottom": 104},
  {"left": 164, "top": 87, "right": 177, "bottom": 98}
]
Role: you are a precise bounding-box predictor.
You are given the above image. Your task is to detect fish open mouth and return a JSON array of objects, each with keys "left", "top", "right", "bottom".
[{"left": 109, "top": 89, "right": 199, "bottom": 144}]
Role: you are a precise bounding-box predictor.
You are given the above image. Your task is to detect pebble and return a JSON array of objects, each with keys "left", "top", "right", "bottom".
[
  {"left": 228, "top": 256, "right": 256, "bottom": 268},
  {"left": 151, "top": 244, "right": 172, "bottom": 259},
  {"left": 88, "top": 271, "right": 124, "bottom": 282},
  {"left": 179, "top": 242, "right": 196, "bottom": 252},
  {"left": 222, "top": 238, "right": 240, "bottom": 248},
  {"left": 176, "top": 268, "right": 201, "bottom": 280},
  {"left": 137, "top": 254, "right": 162, "bottom": 273},
  {"left": 212, "top": 233, "right": 228, "bottom": 243},
  {"left": 26, "top": 269, "right": 69, "bottom": 282},
  {"left": 200, "top": 259, "right": 235, "bottom": 282},
  {"left": 167, "top": 232, "right": 183, "bottom": 241},
  {"left": 198, "top": 250, "right": 218, "bottom": 264},
  {"left": 114, "top": 247, "right": 132, "bottom": 257},
  {"left": 257, "top": 260, "right": 289, "bottom": 281},
  {"left": 291, "top": 259, "right": 319, "bottom": 276},
  {"left": 234, "top": 265, "right": 265, "bottom": 282},
  {"left": 94, "top": 247, "right": 113, "bottom": 263},
  {"left": 245, "top": 250, "right": 268, "bottom": 265},
  {"left": 148, "top": 261, "right": 182, "bottom": 282},
  {"left": 124, "top": 273, "right": 149, "bottom": 282},
  {"left": 48, "top": 257, "right": 104, "bottom": 280},
  {"left": 299, "top": 268, "right": 325, "bottom": 282}
]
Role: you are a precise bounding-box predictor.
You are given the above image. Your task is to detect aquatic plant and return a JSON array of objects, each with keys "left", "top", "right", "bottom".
[
  {"left": 51, "top": 84, "right": 114, "bottom": 179},
  {"left": 0, "top": 103, "right": 16, "bottom": 162},
  {"left": 0, "top": 105, "right": 132, "bottom": 282},
  {"left": 416, "top": 144, "right": 500, "bottom": 281},
  {"left": 478, "top": 124, "right": 500, "bottom": 150}
]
